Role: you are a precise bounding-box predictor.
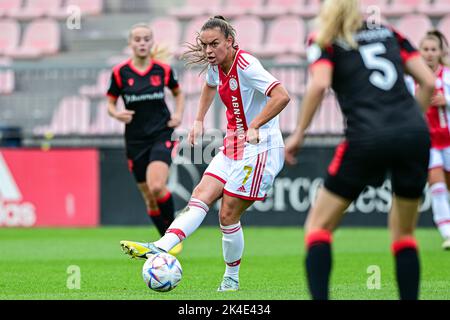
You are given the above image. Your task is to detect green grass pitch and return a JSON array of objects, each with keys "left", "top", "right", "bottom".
[{"left": 0, "top": 227, "right": 448, "bottom": 300}]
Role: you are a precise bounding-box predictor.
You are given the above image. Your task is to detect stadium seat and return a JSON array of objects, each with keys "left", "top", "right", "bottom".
[
  {"left": 418, "top": 0, "right": 450, "bottom": 17},
  {"left": 79, "top": 69, "right": 111, "bottom": 98},
  {"left": 395, "top": 14, "right": 432, "bottom": 48},
  {"left": 384, "top": 0, "right": 425, "bottom": 17},
  {"left": 256, "top": 16, "right": 306, "bottom": 58},
  {"left": 307, "top": 91, "right": 344, "bottom": 135},
  {"left": 0, "top": 57, "right": 15, "bottom": 95},
  {"left": 149, "top": 17, "right": 181, "bottom": 56},
  {"left": 5, "top": 19, "right": 60, "bottom": 59},
  {"left": 9, "top": 0, "right": 63, "bottom": 20},
  {"left": 295, "top": 0, "right": 321, "bottom": 18},
  {"left": 0, "top": 0, "right": 22, "bottom": 17},
  {"left": 279, "top": 95, "right": 298, "bottom": 133},
  {"left": 273, "top": 54, "right": 303, "bottom": 64},
  {"left": 89, "top": 100, "right": 124, "bottom": 135},
  {"left": 270, "top": 67, "right": 306, "bottom": 96},
  {"left": 175, "top": 15, "right": 208, "bottom": 57},
  {"left": 232, "top": 15, "right": 264, "bottom": 53},
  {"left": 360, "top": 0, "right": 388, "bottom": 13},
  {"left": 221, "top": 0, "right": 264, "bottom": 18},
  {"left": 251, "top": 0, "right": 304, "bottom": 19},
  {"left": 0, "top": 19, "right": 20, "bottom": 55},
  {"left": 169, "top": 0, "right": 221, "bottom": 19},
  {"left": 437, "top": 14, "right": 450, "bottom": 46},
  {"left": 180, "top": 69, "right": 204, "bottom": 96},
  {"left": 64, "top": 0, "right": 103, "bottom": 16},
  {"left": 34, "top": 96, "right": 91, "bottom": 135}
]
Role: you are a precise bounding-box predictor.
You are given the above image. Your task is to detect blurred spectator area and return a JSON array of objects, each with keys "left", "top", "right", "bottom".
[{"left": 1, "top": 0, "right": 450, "bottom": 146}]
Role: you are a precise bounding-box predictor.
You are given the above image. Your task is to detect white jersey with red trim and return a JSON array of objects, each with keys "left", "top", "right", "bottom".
[{"left": 205, "top": 49, "right": 283, "bottom": 159}]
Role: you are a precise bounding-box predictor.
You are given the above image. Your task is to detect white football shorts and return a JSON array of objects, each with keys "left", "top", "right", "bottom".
[
  {"left": 203, "top": 147, "right": 284, "bottom": 201},
  {"left": 429, "top": 147, "right": 450, "bottom": 171}
]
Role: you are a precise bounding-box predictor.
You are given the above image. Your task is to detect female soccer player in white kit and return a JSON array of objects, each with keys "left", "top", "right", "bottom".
[{"left": 120, "top": 16, "right": 290, "bottom": 291}]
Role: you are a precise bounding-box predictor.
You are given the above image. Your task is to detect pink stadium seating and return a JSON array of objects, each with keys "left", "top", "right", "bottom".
[
  {"left": 0, "top": 57, "right": 15, "bottom": 95},
  {"left": 395, "top": 14, "right": 432, "bottom": 48},
  {"left": 307, "top": 92, "right": 344, "bottom": 135},
  {"left": 0, "top": 0, "right": 22, "bottom": 17},
  {"left": 295, "top": 0, "right": 321, "bottom": 18},
  {"left": 180, "top": 69, "right": 204, "bottom": 96},
  {"left": 384, "top": 0, "right": 425, "bottom": 17},
  {"left": 65, "top": 0, "right": 103, "bottom": 16},
  {"left": 221, "top": 0, "right": 264, "bottom": 18},
  {"left": 174, "top": 94, "right": 214, "bottom": 130},
  {"left": 419, "top": 0, "right": 450, "bottom": 17},
  {"left": 437, "top": 14, "right": 450, "bottom": 46},
  {"left": 274, "top": 54, "right": 303, "bottom": 64},
  {"left": 34, "top": 96, "right": 91, "bottom": 135},
  {"left": 169, "top": 0, "right": 221, "bottom": 19},
  {"left": 251, "top": 0, "right": 304, "bottom": 19},
  {"left": 79, "top": 69, "right": 111, "bottom": 98},
  {"left": 0, "top": 19, "right": 20, "bottom": 55},
  {"left": 270, "top": 67, "right": 306, "bottom": 96},
  {"left": 175, "top": 15, "right": 208, "bottom": 57},
  {"left": 360, "top": 0, "right": 388, "bottom": 13},
  {"left": 89, "top": 100, "right": 124, "bottom": 135},
  {"left": 5, "top": 19, "right": 60, "bottom": 59},
  {"left": 9, "top": 0, "right": 62, "bottom": 20},
  {"left": 149, "top": 17, "right": 181, "bottom": 55},
  {"left": 279, "top": 95, "right": 298, "bottom": 133},
  {"left": 256, "top": 16, "right": 306, "bottom": 58},
  {"left": 233, "top": 16, "right": 264, "bottom": 53}
]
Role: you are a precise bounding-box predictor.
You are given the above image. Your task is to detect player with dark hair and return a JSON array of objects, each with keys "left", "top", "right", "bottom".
[
  {"left": 285, "top": 0, "right": 435, "bottom": 300},
  {"left": 120, "top": 16, "right": 290, "bottom": 292},
  {"left": 107, "top": 23, "right": 185, "bottom": 255}
]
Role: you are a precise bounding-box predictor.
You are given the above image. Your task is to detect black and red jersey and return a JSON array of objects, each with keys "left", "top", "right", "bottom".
[
  {"left": 107, "top": 58, "right": 179, "bottom": 144},
  {"left": 307, "top": 22, "right": 428, "bottom": 140}
]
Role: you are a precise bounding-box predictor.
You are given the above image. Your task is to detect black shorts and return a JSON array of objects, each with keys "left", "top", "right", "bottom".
[
  {"left": 126, "top": 137, "right": 175, "bottom": 183},
  {"left": 324, "top": 130, "right": 430, "bottom": 200}
]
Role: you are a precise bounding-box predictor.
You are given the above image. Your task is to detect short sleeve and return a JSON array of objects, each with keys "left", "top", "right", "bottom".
[
  {"left": 167, "top": 68, "right": 180, "bottom": 90},
  {"left": 240, "top": 54, "right": 280, "bottom": 96},
  {"left": 391, "top": 28, "right": 420, "bottom": 64},
  {"left": 306, "top": 41, "right": 334, "bottom": 69},
  {"left": 205, "top": 65, "right": 219, "bottom": 87},
  {"left": 107, "top": 72, "right": 121, "bottom": 99}
]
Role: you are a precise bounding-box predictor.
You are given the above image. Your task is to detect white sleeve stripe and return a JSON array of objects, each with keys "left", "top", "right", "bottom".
[{"left": 265, "top": 81, "right": 281, "bottom": 96}]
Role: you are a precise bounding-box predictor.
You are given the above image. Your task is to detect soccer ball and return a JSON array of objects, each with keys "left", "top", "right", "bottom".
[{"left": 142, "top": 252, "right": 182, "bottom": 292}]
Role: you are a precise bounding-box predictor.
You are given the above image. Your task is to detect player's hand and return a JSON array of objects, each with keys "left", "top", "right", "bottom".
[
  {"left": 246, "top": 127, "right": 260, "bottom": 145},
  {"left": 167, "top": 113, "right": 182, "bottom": 128},
  {"left": 188, "top": 120, "right": 203, "bottom": 146},
  {"left": 114, "top": 110, "right": 135, "bottom": 124},
  {"left": 284, "top": 131, "right": 304, "bottom": 165},
  {"left": 431, "top": 92, "right": 446, "bottom": 107}
]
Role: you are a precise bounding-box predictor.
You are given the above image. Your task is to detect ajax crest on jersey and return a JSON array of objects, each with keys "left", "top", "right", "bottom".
[
  {"left": 229, "top": 78, "right": 238, "bottom": 91},
  {"left": 142, "top": 252, "right": 182, "bottom": 292}
]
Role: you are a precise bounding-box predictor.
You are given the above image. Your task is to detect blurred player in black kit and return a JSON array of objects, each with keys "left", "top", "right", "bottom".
[
  {"left": 285, "top": 0, "right": 436, "bottom": 300},
  {"left": 107, "top": 23, "right": 185, "bottom": 255}
]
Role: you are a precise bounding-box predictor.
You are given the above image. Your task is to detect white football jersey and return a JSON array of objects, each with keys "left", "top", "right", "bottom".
[{"left": 205, "top": 49, "right": 284, "bottom": 160}]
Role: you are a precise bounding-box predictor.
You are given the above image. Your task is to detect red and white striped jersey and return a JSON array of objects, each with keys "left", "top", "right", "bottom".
[
  {"left": 407, "top": 65, "right": 450, "bottom": 149},
  {"left": 205, "top": 49, "right": 283, "bottom": 159}
]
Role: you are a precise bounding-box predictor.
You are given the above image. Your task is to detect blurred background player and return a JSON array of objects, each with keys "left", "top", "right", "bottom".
[
  {"left": 120, "top": 16, "right": 290, "bottom": 292},
  {"left": 107, "top": 23, "right": 185, "bottom": 255},
  {"left": 285, "top": 0, "right": 435, "bottom": 300},
  {"left": 418, "top": 30, "right": 450, "bottom": 250}
]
